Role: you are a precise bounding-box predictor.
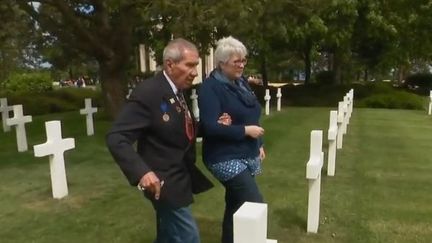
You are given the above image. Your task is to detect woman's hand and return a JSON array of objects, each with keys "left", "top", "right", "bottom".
[
  {"left": 245, "top": 125, "right": 264, "bottom": 138},
  {"left": 217, "top": 112, "right": 232, "bottom": 126},
  {"left": 259, "top": 147, "right": 266, "bottom": 161}
]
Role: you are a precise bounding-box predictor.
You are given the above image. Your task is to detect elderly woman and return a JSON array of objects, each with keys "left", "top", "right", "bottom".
[{"left": 198, "top": 36, "right": 265, "bottom": 243}]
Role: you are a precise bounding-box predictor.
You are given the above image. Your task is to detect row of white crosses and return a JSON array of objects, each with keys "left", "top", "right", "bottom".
[
  {"left": 329, "top": 89, "right": 354, "bottom": 176},
  {"left": 428, "top": 90, "right": 432, "bottom": 115},
  {"left": 305, "top": 89, "right": 354, "bottom": 233},
  {"left": 0, "top": 97, "right": 98, "bottom": 199},
  {"left": 189, "top": 86, "right": 286, "bottom": 121},
  {"left": 265, "top": 84, "right": 288, "bottom": 115}
]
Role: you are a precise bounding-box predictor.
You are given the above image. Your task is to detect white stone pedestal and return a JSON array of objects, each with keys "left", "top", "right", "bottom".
[
  {"left": 33, "top": 121, "right": 75, "bottom": 199},
  {"left": 234, "top": 202, "right": 277, "bottom": 243}
]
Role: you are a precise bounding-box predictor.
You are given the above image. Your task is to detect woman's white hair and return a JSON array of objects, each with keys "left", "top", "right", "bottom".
[{"left": 214, "top": 36, "right": 248, "bottom": 66}]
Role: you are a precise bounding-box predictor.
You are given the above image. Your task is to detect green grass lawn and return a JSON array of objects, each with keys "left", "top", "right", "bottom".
[{"left": 1, "top": 107, "right": 432, "bottom": 243}]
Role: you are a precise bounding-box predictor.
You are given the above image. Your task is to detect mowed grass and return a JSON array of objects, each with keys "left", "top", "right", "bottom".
[{"left": 1, "top": 107, "right": 432, "bottom": 243}]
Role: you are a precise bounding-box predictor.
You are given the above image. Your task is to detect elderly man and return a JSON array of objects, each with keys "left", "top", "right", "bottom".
[{"left": 106, "top": 38, "right": 214, "bottom": 243}]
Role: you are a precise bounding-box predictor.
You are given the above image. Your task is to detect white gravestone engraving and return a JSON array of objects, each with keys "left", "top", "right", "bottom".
[
  {"left": 80, "top": 98, "right": 98, "bottom": 136},
  {"left": 34, "top": 121, "right": 75, "bottom": 199},
  {"left": 0, "top": 98, "right": 13, "bottom": 132},
  {"left": 336, "top": 102, "right": 345, "bottom": 149},
  {"left": 264, "top": 89, "right": 271, "bottom": 115},
  {"left": 327, "top": 110, "right": 338, "bottom": 176},
  {"left": 6, "top": 105, "right": 32, "bottom": 152},
  {"left": 428, "top": 91, "right": 432, "bottom": 115},
  {"left": 306, "top": 130, "right": 324, "bottom": 233},
  {"left": 276, "top": 88, "right": 282, "bottom": 111},
  {"left": 234, "top": 202, "right": 277, "bottom": 243}
]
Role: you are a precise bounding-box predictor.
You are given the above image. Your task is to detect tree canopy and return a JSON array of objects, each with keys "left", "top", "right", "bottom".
[{"left": 5, "top": 0, "right": 432, "bottom": 117}]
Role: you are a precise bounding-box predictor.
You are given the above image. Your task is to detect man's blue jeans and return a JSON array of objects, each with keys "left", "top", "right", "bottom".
[
  {"left": 221, "top": 169, "right": 264, "bottom": 243},
  {"left": 152, "top": 202, "right": 200, "bottom": 243}
]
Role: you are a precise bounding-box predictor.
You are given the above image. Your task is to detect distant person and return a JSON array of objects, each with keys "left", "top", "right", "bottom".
[
  {"left": 198, "top": 36, "right": 266, "bottom": 243},
  {"left": 106, "top": 38, "right": 217, "bottom": 243},
  {"left": 76, "top": 77, "right": 84, "bottom": 88}
]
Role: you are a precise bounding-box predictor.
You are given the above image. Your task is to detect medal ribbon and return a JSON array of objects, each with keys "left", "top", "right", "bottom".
[{"left": 176, "top": 91, "right": 194, "bottom": 142}]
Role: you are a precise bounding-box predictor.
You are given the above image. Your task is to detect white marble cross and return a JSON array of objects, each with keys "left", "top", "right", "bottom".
[
  {"left": 190, "top": 89, "right": 199, "bottom": 120},
  {"left": 80, "top": 98, "right": 98, "bottom": 136},
  {"left": 348, "top": 89, "right": 354, "bottom": 119},
  {"left": 139, "top": 44, "right": 147, "bottom": 73},
  {"left": 327, "top": 110, "right": 338, "bottom": 176},
  {"left": 342, "top": 96, "right": 349, "bottom": 135},
  {"left": 0, "top": 98, "right": 13, "bottom": 132},
  {"left": 264, "top": 89, "right": 271, "bottom": 115},
  {"left": 33, "top": 121, "right": 75, "bottom": 199},
  {"left": 428, "top": 90, "right": 432, "bottom": 115},
  {"left": 276, "top": 88, "right": 282, "bottom": 111},
  {"left": 205, "top": 48, "right": 214, "bottom": 77},
  {"left": 234, "top": 202, "right": 277, "bottom": 243},
  {"left": 6, "top": 105, "right": 32, "bottom": 152},
  {"left": 336, "top": 101, "right": 345, "bottom": 149},
  {"left": 306, "top": 130, "right": 324, "bottom": 233}
]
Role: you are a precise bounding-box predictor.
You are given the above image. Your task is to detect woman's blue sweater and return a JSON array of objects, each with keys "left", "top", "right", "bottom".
[{"left": 198, "top": 70, "right": 262, "bottom": 165}]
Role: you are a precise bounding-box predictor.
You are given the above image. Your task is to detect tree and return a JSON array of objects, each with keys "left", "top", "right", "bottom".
[
  {"left": 16, "top": 0, "right": 154, "bottom": 117},
  {"left": 320, "top": 0, "right": 358, "bottom": 84},
  {"left": 0, "top": 2, "right": 41, "bottom": 81},
  {"left": 287, "top": 0, "right": 329, "bottom": 84}
]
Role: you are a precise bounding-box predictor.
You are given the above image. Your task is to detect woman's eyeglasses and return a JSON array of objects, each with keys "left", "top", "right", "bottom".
[{"left": 230, "top": 58, "right": 247, "bottom": 67}]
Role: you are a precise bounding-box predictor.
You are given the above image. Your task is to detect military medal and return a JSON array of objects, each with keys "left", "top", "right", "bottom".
[
  {"left": 176, "top": 106, "right": 182, "bottom": 113},
  {"left": 162, "top": 113, "right": 170, "bottom": 121},
  {"left": 160, "top": 101, "right": 170, "bottom": 122}
]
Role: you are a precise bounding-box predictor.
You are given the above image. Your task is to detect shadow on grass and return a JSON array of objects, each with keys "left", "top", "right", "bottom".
[{"left": 274, "top": 206, "right": 307, "bottom": 231}]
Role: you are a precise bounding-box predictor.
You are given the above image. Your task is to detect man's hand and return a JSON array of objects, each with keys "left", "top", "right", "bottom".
[
  {"left": 138, "top": 171, "right": 163, "bottom": 200},
  {"left": 217, "top": 112, "right": 232, "bottom": 126},
  {"left": 245, "top": 125, "right": 264, "bottom": 138}
]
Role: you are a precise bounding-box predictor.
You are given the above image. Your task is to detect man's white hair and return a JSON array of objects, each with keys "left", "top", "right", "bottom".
[
  {"left": 214, "top": 36, "right": 248, "bottom": 66},
  {"left": 163, "top": 38, "right": 198, "bottom": 63}
]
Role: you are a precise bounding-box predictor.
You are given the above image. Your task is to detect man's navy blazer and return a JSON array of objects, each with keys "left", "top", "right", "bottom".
[{"left": 106, "top": 72, "right": 213, "bottom": 208}]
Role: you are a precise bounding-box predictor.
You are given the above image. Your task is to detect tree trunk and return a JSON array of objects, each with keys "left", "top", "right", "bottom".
[
  {"left": 398, "top": 64, "right": 407, "bottom": 83},
  {"left": 333, "top": 50, "right": 343, "bottom": 84},
  {"left": 304, "top": 48, "right": 312, "bottom": 85},
  {"left": 261, "top": 56, "right": 268, "bottom": 88},
  {"left": 364, "top": 68, "right": 368, "bottom": 82},
  {"left": 100, "top": 63, "right": 127, "bottom": 119}
]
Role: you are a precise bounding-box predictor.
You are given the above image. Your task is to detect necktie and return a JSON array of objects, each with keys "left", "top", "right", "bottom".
[{"left": 177, "top": 91, "right": 194, "bottom": 142}]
